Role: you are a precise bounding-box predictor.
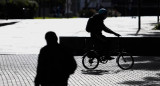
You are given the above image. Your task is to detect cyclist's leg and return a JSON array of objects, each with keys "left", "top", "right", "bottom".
[
  {"left": 98, "top": 35, "right": 114, "bottom": 60},
  {"left": 96, "top": 35, "right": 109, "bottom": 51},
  {"left": 91, "top": 35, "right": 107, "bottom": 53},
  {"left": 91, "top": 34, "right": 112, "bottom": 56}
]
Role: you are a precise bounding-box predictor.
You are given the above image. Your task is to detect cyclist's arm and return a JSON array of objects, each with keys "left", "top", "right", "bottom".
[{"left": 103, "top": 26, "right": 120, "bottom": 36}]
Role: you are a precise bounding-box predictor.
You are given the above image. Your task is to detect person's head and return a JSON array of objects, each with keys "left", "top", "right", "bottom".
[
  {"left": 45, "top": 31, "right": 58, "bottom": 45},
  {"left": 98, "top": 8, "right": 108, "bottom": 19}
]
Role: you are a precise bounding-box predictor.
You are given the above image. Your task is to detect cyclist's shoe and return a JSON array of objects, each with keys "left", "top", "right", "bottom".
[{"left": 106, "top": 56, "right": 114, "bottom": 60}]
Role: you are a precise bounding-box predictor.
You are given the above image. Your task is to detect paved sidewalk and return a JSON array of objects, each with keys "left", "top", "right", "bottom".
[{"left": 0, "top": 54, "right": 160, "bottom": 86}]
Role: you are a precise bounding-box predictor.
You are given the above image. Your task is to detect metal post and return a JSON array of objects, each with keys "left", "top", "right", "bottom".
[{"left": 136, "top": 0, "right": 141, "bottom": 35}]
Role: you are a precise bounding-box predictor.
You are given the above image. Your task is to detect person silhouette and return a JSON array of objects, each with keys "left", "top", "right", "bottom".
[{"left": 34, "top": 31, "right": 77, "bottom": 86}]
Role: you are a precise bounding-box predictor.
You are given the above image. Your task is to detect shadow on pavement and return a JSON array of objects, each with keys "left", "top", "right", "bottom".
[
  {"left": 0, "top": 22, "right": 18, "bottom": 27},
  {"left": 120, "top": 73, "right": 160, "bottom": 86},
  {"left": 120, "top": 56, "right": 160, "bottom": 85},
  {"left": 129, "top": 32, "right": 160, "bottom": 37},
  {"left": 81, "top": 69, "right": 109, "bottom": 75},
  {"left": 132, "top": 56, "right": 160, "bottom": 71},
  {"left": 81, "top": 69, "right": 122, "bottom": 75}
]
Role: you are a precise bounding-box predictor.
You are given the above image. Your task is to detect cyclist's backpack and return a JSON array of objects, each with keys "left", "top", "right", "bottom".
[{"left": 86, "top": 18, "right": 94, "bottom": 32}]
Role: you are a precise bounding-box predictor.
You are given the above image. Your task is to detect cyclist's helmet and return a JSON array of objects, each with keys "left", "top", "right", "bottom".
[{"left": 98, "top": 8, "right": 107, "bottom": 15}]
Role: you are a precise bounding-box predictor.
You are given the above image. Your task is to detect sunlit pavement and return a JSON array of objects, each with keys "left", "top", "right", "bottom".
[
  {"left": 0, "top": 55, "right": 160, "bottom": 86},
  {"left": 0, "top": 17, "right": 160, "bottom": 86},
  {"left": 0, "top": 16, "right": 160, "bottom": 54}
]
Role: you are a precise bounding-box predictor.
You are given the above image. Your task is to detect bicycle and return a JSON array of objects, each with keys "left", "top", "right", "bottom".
[{"left": 82, "top": 36, "right": 134, "bottom": 70}]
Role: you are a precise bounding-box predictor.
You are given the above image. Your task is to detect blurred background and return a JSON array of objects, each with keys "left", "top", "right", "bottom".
[{"left": 0, "top": 0, "right": 160, "bottom": 19}]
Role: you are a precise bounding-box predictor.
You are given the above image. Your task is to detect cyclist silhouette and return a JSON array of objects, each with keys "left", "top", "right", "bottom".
[{"left": 86, "top": 8, "right": 120, "bottom": 60}]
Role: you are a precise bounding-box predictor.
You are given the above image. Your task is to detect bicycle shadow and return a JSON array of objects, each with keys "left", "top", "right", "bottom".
[
  {"left": 81, "top": 69, "right": 122, "bottom": 75},
  {"left": 119, "top": 56, "right": 160, "bottom": 85}
]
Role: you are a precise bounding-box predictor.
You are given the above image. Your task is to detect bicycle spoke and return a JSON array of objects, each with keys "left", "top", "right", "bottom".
[
  {"left": 84, "top": 58, "right": 98, "bottom": 68},
  {"left": 122, "top": 56, "right": 127, "bottom": 62}
]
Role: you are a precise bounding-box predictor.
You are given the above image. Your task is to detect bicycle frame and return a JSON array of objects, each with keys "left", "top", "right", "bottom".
[{"left": 84, "top": 36, "right": 123, "bottom": 57}]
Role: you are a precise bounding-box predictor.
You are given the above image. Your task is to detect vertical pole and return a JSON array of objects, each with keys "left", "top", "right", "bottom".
[
  {"left": 136, "top": 0, "right": 141, "bottom": 35},
  {"left": 138, "top": 0, "right": 141, "bottom": 30}
]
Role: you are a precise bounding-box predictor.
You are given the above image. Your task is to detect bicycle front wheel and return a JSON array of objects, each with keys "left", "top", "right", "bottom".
[
  {"left": 117, "top": 52, "right": 134, "bottom": 70},
  {"left": 82, "top": 51, "right": 99, "bottom": 69}
]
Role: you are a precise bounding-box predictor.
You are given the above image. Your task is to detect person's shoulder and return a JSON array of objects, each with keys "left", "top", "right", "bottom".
[
  {"left": 89, "top": 13, "right": 100, "bottom": 21},
  {"left": 42, "top": 45, "right": 49, "bottom": 49},
  {"left": 92, "top": 13, "right": 100, "bottom": 18},
  {"left": 39, "top": 46, "right": 47, "bottom": 52},
  {"left": 40, "top": 45, "right": 53, "bottom": 52},
  {"left": 40, "top": 46, "right": 45, "bottom": 50}
]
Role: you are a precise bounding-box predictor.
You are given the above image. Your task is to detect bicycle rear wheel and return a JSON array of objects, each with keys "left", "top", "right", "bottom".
[
  {"left": 82, "top": 51, "right": 99, "bottom": 69},
  {"left": 117, "top": 52, "right": 134, "bottom": 70}
]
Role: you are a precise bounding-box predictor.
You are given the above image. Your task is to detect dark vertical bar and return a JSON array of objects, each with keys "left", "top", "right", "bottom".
[
  {"left": 124, "top": 0, "right": 126, "bottom": 16},
  {"left": 136, "top": 0, "right": 141, "bottom": 34},
  {"left": 50, "top": 0, "right": 52, "bottom": 17},
  {"left": 5, "top": 0, "right": 8, "bottom": 20},
  {"left": 38, "top": 0, "right": 41, "bottom": 17},
  {"left": 42, "top": 0, "right": 45, "bottom": 19},
  {"left": 66, "top": 0, "right": 69, "bottom": 18},
  {"left": 158, "top": 0, "right": 160, "bottom": 24}
]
